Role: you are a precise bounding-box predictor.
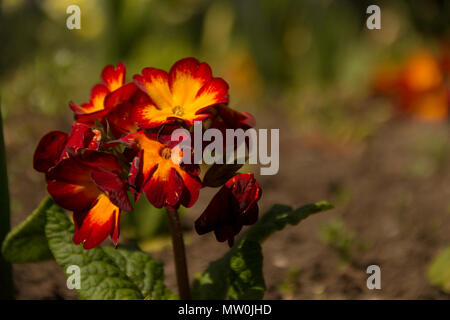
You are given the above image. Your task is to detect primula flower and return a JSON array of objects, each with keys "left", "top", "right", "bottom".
[
  {"left": 46, "top": 149, "right": 132, "bottom": 249},
  {"left": 33, "top": 122, "right": 101, "bottom": 173},
  {"left": 132, "top": 57, "right": 229, "bottom": 128},
  {"left": 195, "top": 173, "right": 262, "bottom": 247},
  {"left": 69, "top": 62, "right": 144, "bottom": 136},
  {"left": 69, "top": 62, "right": 126, "bottom": 122},
  {"left": 119, "top": 130, "right": 201, "bottom": 210},
  {"left": 34, "top": 57, "right": 262, "bottom": 251}
]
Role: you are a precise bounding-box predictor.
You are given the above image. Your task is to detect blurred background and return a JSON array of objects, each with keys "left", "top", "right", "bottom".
[{"left": 2, "top": 0, "right": 450, "bottom": 299}]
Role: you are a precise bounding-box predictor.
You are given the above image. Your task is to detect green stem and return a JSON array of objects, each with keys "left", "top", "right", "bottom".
[
  {"left": 166, "top": 209, "right": 191, "bottom": 300},
  {"left": 0, "top": 100, "right": 14, "bottom": 299}
]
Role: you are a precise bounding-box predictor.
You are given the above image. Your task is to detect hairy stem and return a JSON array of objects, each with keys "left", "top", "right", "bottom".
[{"left": 167, "top": 209, "right": 191, "bottom": 300}]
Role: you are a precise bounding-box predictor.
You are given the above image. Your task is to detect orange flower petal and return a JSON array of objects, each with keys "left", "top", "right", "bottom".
[
  {"left": 168, "top": 58, "right": 213, "bottom": 108},
  {"left": 132, "top": 58, "right": 229, "bottom": 128},
  {"left": 121, "top": 131, "right": 201, "bottom": 209},
  {"left": 101, "top": 62, "right": 126, "bottom": 92},
  {"left": 134, "top": 68, "right": 172, "bottom": 110},
  {"left": 72, "top": 194, "right": 121, "bottom": 249},
  {"left": 69, "top": 84, "right": 110, "bottom": 116}
]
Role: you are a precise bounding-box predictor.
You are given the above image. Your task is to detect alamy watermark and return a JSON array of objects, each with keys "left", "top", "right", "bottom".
[
  {"left": 366, "top": 5, "right": 381, "bottom": 30},
  {"left": 169, "top": 121, "right": 279, "bottom": 175},
  {"left": 66, "top": 265, "right": 81, "bottom": 289},
  {"left": 366, "top": 264, "right": 381, "bottom": 290},
  {"left": 66, "top": 5, "right": 81, "bottom": 30}
]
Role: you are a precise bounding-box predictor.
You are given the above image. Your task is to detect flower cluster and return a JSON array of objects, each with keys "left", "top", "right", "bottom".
[
  {"left": 34, "top": 58, "right": 262, "bottom": 249},
  {"left": 371, "top": 49, "right": 450, "bottom": 122}
]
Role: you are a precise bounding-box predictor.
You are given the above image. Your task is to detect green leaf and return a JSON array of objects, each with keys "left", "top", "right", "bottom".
[
  {"left": 1, "top": 196, "right": 54, "bottom": 263},
  {"left": 192, "top": 202, "right": 333, "bottom": 300},
  {"left": 244, "top": 201, "right": 334, "bottom": 243},
  {"left": 102, "top": 247, "right": 177, "bottom": 300},
  {"left": 228, "top": 240, "right": 264, "bottom": 299},
  {"left": 427, "top": 247, "right": 450, "bottom": 293},
  {"left": 45, "top": 204, "right": 176, "bottom": 300}
]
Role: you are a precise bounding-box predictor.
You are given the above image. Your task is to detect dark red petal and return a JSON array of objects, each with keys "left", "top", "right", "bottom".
[
  {"left": 91, "top": 169, "right": 132, "bottom": 211},
  {"left": 104, "top": 82, "right": 139, "bottom": 109},
  {"left": 62, "top": 123, "right": 101, "bottom": 159},
  {"left": 33, "top": 131, "right": 68, "bottom": 173},
  {"left": 227, "top": 173, "right": 262, "bottom": 213},
  {"left": 105, "top": 101, "right": 139, "bottom": 137},
  {"left": 128, "top": 150, "right": 146, "bottom": 201},
  {"left": 194, "top": 186, "right": 231, "bottom": 235},
  {"left": 178, "top": 171, "right": 201, "bottom": 208},
  {"left": 74, "top": 149, "right": 123, "bottom": 174},
  {"left": 46, "top": 158, "right": 99, "bottom": 211},
  {"left": 156, "top": 123, "right": 189, "bottom": 146},
  {"left": 213, "top": 104, "right": 255, "bottom": 129},
  {"left": 144, "top": 166, "right": 184, "bottom": 209},
  {"left": 238, "top": 202, "right": 259, "bottom": 226}
]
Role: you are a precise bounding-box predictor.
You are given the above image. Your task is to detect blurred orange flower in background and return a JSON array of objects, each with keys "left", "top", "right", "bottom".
[{"left": 372, "top": 50, "right": 450, "bottom": 122}]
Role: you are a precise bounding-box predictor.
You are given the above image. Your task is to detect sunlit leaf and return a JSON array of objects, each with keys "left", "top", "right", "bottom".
[{"left": 45, "top": 205, "right": 176, "bottom": 300}]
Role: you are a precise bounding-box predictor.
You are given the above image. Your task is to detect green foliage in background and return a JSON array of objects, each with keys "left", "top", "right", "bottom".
[
  {"left": 427, "top": 247, "right": 450, "bottom": 294},
  {"left": 121, "top": 196, "right": 169, "bottom": 241},
  {"left": 0, "top": 100, "right": 13, "bottom": 299},
  {"left": 319, "top": 218, "right": 355, "bottom": 263}
]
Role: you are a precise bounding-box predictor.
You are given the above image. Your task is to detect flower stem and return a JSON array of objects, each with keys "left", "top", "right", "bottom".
[{"left": 167, "top": 209, "right": 191, "bottom": 300}]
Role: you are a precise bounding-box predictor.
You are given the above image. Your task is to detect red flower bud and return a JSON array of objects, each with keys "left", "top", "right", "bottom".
[{"left": 195, "top": 173, "right": 262, "bottom": 247}]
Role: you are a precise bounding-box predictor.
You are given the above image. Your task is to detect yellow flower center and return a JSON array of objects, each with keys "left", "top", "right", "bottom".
[
  {"left": 172, "top": 105, "right": 184, "bottom": 116},
  {"left": 161, "top": 147, "right": 172, "bottom": 160}
]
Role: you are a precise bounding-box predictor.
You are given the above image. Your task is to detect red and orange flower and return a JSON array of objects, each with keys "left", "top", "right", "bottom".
[
  {"left": 371, "top": 50, "right": 450, "bottom": 122},
  {"left": 120, "top": 130, "right": 201, "bottom": 210},
  {"left": 132, "top": 58, "right": 229, "bottom": 128},
  {"left": 34, "top": 58, "right": 261, "bottom": 249},
  {"left": 46, "top": 150, "right": 131, "bottom": 249}
]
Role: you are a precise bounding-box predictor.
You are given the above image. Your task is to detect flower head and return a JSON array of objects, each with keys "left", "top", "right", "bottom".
[
  {"left": 132, "top": 57, "right": 229, "bottom": 128},
  {"left": 69, "top": 62, "right": 144, "bottom": 137},
  {"left": 69, "top": 62, "right": 126, "bottom": 121},
  {"left": 120, "top": 130, "right": 201, "bottom": 210},
  {"left": 195, "top": 173, "right": 262, "bottom": 247},
  {"left": 46, "top": 149, "right": 131, "bottom": 249},
  {"left": 33, "top": 122, "right": 101, "bottom": 173},
  {"left": 34, "top": 57, "right": 261, "bottom": 249}
]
